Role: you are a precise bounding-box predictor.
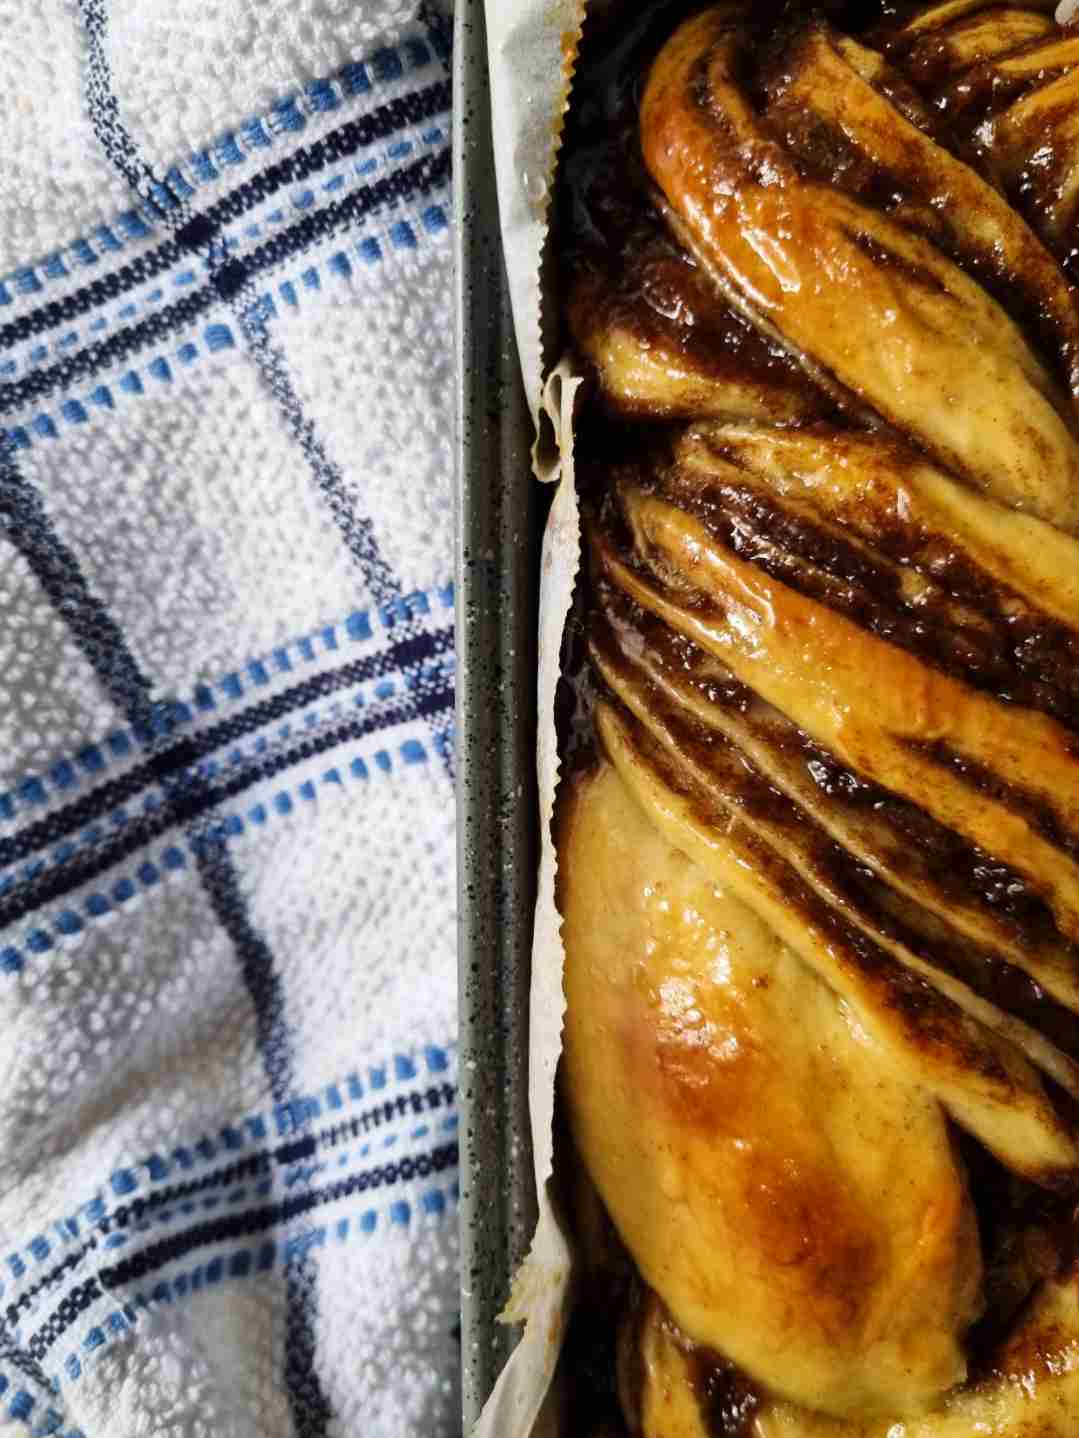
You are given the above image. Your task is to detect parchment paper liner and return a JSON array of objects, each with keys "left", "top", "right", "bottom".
[{"left": 472, "top": 0, "right": 591, "bottom": 1430}]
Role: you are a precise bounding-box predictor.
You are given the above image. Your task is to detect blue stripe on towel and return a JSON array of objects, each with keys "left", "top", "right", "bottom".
[
  {"left": 0, "top": 83, "right": 450, "bottom": 358},
  {"left": 0, "top": 146, "right": 450, "bottom": 418},
  {"left": 0, "top": 1050, "right": 456, "bottom": 1310},
  {"left": 0, "top": 585, "right": 452, "bottom": 823},
  {"left": 0, "top": 681, "right": 452, "bottom": 933},
  {"left": 0, "top": 626, "right": 453, "bottom": 873},
  {"left": 52, "top": 1182, "right": 460, "bottom": 1384},
  {"left": 0, "top": 693, "right": 454, "bottom": 976},
  {"left": 25, "top": 1136, "right": 460, "bottom": 1363}
]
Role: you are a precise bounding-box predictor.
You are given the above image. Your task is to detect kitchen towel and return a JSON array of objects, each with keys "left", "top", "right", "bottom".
[{"left": 0, "top": 1, "right": 459, "bottom": 1434}]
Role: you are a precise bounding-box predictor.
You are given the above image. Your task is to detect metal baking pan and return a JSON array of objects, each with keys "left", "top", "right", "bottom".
[{"left": 452, "top": 0, "right": 542, "bottom": 1425}]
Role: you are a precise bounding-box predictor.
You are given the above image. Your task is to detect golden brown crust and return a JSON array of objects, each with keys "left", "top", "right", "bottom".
[
  {"left": 555, "top": 2, "right": 1079, "bottom": 1432},
  {"left": 560, "top": 759, "right": 983, "bottom": 1417},
  {"left": 637, "top": 7, "right": 1079, "bottom": 531}
]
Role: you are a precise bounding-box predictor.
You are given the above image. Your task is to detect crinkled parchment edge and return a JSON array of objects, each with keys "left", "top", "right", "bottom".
[
  {"left": 475, "top": 1, "right": 592, "bottom": 1431},
  {"left": 471, "top": 361, "right": 583, "bottom": 1438}
]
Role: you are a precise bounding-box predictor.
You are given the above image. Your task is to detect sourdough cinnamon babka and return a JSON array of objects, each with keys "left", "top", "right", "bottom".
[{"left": 555, "top": 3, "right": 1079, "bottom": 1433}]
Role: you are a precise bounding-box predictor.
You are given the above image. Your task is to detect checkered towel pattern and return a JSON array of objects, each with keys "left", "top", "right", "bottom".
[{"left": 0, "top": 3, "right": 459, "bottom": 1435}]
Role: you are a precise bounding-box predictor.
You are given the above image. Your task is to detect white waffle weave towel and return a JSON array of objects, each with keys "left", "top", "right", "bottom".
[{"left": 0, "top": 3, "right": 460, "bottom": 1434}]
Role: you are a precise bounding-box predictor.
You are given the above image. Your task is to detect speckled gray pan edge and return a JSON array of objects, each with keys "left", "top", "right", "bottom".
[{"left": 453, "top": 2, "right": 542, "bottom": 1426}]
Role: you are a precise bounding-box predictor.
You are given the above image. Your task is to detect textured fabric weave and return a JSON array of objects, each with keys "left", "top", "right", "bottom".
[{"left": 0, "top": 3, "right": 459, "bottom": 1434}]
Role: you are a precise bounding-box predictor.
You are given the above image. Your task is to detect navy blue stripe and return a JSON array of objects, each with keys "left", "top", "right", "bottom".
[
  {"left": 0, "top": 625, "right": 453, "bottom": 871},
  {"left": 0, "top": 457, "right": 159, "bottom": 718},
  {"left": 199, "top": 850, "right": 290, "bottom": 1096},
  {"left": 284, "top": 1249, "right": 334, "bottom": 1437},
  {"left": 27, "top": 1138, "right": 459, "bottom": 1359},
  {"left": 419, "top": 1, "right": 453, "bottom": 73},
  {"left": 0, "top": 145, "right": 451, "bottom": 414},
  {"left": 80, "top": 0, "right": 158, "bottom": 200},
  {"left": 6, "top": 1080, "right": 457, "bottom": 1330},
  {"left": 237, "top": 309, "right": 402, "bottom": 608},
  {"left": 0, "top": 82, "right": 451, "bottom": 355},
  {"left": 0, "top": 1332, "right": 49, "bottom": 1410},
  {"left": 104, "top": 1083, "right": 456, "bottom": 1233},
  {"left": 0, "top": 683, "right": 453, "bottom": 928},
  {"left": 1, "top": 290, "right": 216, "bottom": 413},
  {"left": 109, "top": 1141, "right": 459, "bottom": 1290}
]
